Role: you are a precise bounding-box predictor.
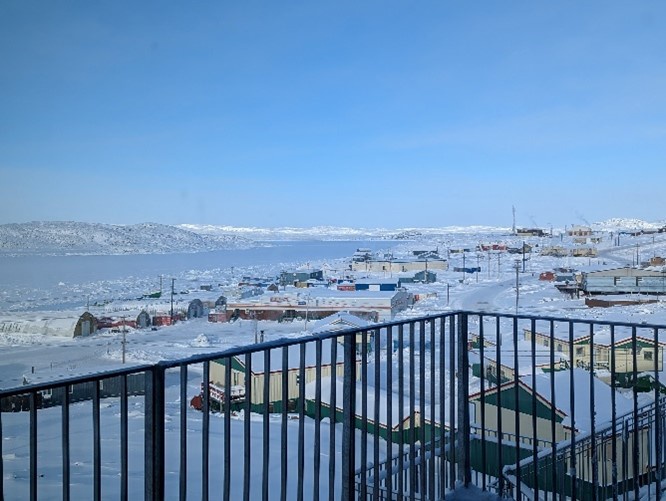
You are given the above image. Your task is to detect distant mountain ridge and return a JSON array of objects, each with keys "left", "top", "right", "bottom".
[
  {"left": 0, "top": 221, "right": 253, "bottom": 256},
  {"left": 177, "top": 223, "right": 512, "bottom": 240},
  {"left": 591, "top": 218, "right": 666, "bottom": 232},
  {"left": 3, "top": 218, "right": 663, "bottom": 256}
]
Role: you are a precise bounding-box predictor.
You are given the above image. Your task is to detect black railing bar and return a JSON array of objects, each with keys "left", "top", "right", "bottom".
[
  {"left": 479, "top": 314, "right": 487, "bottom": 491},
  {"left": 496, "top": 315, "right": 504, "bottom": 495},
  {"left": 145, "top": 366, "right": 165, "bottom": 500},
  {"left": 30, "top": 392, "right": 37, "bottom": 501},
  {"left": 428, "top": 317, "right": 436, "bottom": 499},
  {"left": 610, "top": 324, "right": 618, "bottom": 501},
  {"left": 385, "top": 325, "right": 394, "bottom": 499},
  {"left": 568, "top": 321, "right": 577, "bottom": 501},
  {"left": 397, "top": 323, "right": 405, "bottom": 498},
  {"left": 341, "top": 332, "right": 357, "bottom": 501},
  {"left": 360, "top": 330, "right": 369, "bottom": 500},
  {"left": 281, "top": 346, "right": 288, "bottom": 501},
  {"left": 314, "top": 338, "right": 322, "bottom": 501},
  {"left": 549, "top": 320, "right": 556, "bottom": 501},
  {"left": 61, "top": 386, "right": 71, "bottom": 501},
  {"left": 439, "top": 316, "right": 446, "bottom": 497},
  {"left": 328, "top": 339, "right": 337, "bottom": 501},
  {"left": 243, "top": 353, "right": 253, "bottom": 501},
  {"left": 458, "top": 313, "right": 471, "bottom": 487},
  {"left": 409, "top": 322, "right": 416, "bottom": 500},
  {"left": 0, "top": 409, "right": 3, "bottom": 501},
  {"left": 631, "top": 326, "right": 639, "bottom": 501},
  {"left": 374, "top": 325, "right": 381, "bottom": 499},
  {"left": 202, "top": 361, "right": 210, "bottom": 501},
  {"left": 297, "top": 344, "right": 306, "bottom": 501},
  {"left": 223, "top": 357, "right": 232, "bottom": 500},
  {"left": 654, "top": 326, "right": 662, "bottom": 501},
  {"left": 512, "top": 316, "right": 522, "bottom": 500},
  {"left": 93, "top": 380, "right": 101, "bottom": 501},
  {"left": 178, "top": 366, "right": 187, "bottom": 501},
  {"left": 448, "top": 315, "right": 456, "bottom": 490},
  {"left": 530, "top": 318, "right": 538, "bottom": 498},
  {"left": 419, "top": 320, "right": 427, "bottom": 495},
  {"left": 589, "top": 323, "right": 598, "bottom": 501},
  {"left": 262, "top": 348, "right": 271, "bottom": 501}
]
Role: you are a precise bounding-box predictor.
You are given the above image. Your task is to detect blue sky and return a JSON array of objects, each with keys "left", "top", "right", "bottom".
[{"left": 1, "top": 1, "right": 665, "bottom": 228}]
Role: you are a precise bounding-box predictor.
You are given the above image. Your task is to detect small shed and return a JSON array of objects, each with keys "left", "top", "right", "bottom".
[
  {"left": 0, "top": 311, "right": 98, "bottom": 338},
  {"left": 136, "top": 310, "right": 151, "bottom": 329},
  {"left": 187, "top": 299, "right": 205, "bottom": 319}
]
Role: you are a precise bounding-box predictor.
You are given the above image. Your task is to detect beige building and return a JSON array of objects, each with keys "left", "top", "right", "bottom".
[
  {"left": 351, "top": 257, "right": 448, "bottom": 273},
  {"left": 470, "top": 369, "right": 635, "bottom": 445},
  {"left": 210, "top": 339, "right": 361, "bottom": 411},
  {"left": 523, "top": 329, "right": 664, "bottom": 373}
]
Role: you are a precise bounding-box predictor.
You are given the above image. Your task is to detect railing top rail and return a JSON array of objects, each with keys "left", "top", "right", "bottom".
[
  {"left": 0, "top": 362, "right": 154, "bottom": 398},
  {"left": 459, "top": 310, "right": 666, "bottom": 330},
  {"left": 3, "top": 310, "right": 665, "bottom": 397},
  {"left": 156, "top": 314, "right": 445, "bottom": 371}
]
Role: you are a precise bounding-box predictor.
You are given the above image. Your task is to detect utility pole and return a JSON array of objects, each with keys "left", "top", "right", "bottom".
[
  {"left": 636, "top": 244, "right": 640, "bottom": 267},
  {"left": 170, "top": 278, "right": 176, "bottom": 323},
  {"left": 497, "top": 253, "right": 501, "bottom": 278},
  {"left": 121, "top": 316, "right": 127, "bottom": 364},
  {"left": 522, "top": 241, "right": 526, "bottom": 273},
  {"left": 512, "top": 205, "right": 516, "bottom": 235},
  {"left": 487, "top": 252, "right": 491, "bottom": 279},
  {"left": 476, "top": 254, "right": 480, "bottom": 283},
  {"left": 514, "top": 260, "right": 521, "bottom": 314},
  {"left": 447, "top": 283, "right": 450, "bottom": 306},
  {"left": 461, "top": 252, "right": 466, "bottom": 284}
]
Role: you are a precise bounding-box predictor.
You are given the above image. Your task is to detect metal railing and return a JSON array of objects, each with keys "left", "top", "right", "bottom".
[{"left": 1, "top": 311, "right": 665, "bottom": 500}]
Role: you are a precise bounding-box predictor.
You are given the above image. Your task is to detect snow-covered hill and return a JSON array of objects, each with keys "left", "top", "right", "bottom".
[
  {"left": 177, "top": 223, "right": 512, "bottom": 241},
  {"left": 592, "top": 218, "right": 666, "bottom": 233},
  {"left": 0, "top": 221, "right": 253, "bottom": 256}
]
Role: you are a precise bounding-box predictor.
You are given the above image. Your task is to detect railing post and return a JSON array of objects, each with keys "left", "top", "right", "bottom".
[
  {"left": 145, "top": 365, "right": 165, "bottom": 501},
  {"left": 342, "top": 332, "right": 357, "bottom": 501},
  {"left": 457, "top": 312, "right": 471, "bottom": 487}
]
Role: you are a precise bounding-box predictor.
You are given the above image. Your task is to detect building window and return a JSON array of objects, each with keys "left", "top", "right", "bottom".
[
  {"left": 644, "top": 351, "right": 654, "bottom": 361},
  {"left": 576, "top": 347, "right": 584, "bottom": 356}
]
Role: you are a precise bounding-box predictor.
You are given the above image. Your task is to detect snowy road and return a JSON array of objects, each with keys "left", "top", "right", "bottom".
[{"left": 454, "top": 278, "right": 516, "bottom": 312}]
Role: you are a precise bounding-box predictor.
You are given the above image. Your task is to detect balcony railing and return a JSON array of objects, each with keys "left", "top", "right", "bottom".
[{"left": 1, "top": 311, "right": 665, "bottom": 500}]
